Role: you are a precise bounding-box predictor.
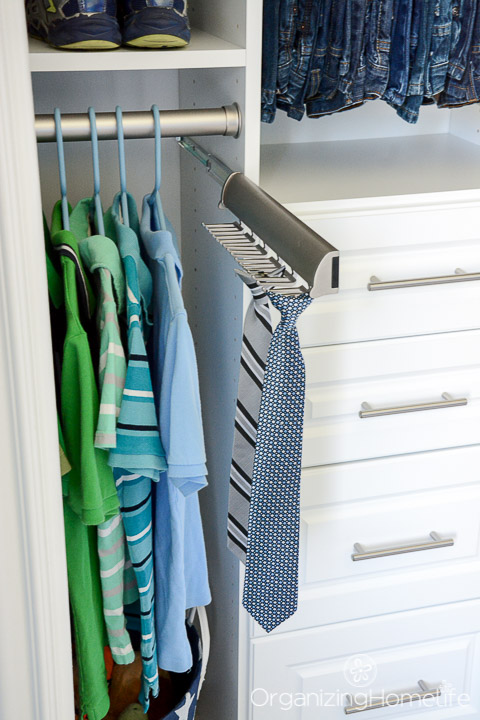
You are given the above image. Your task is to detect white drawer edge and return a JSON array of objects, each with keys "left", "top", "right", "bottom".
[{"left": 284, "top": 189, "right": 480, "bottom": 220}]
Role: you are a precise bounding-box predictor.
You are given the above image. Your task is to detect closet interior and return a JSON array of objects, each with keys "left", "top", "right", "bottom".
[{"left": 24, "top": 0, "right": 480, "bottom": 717}]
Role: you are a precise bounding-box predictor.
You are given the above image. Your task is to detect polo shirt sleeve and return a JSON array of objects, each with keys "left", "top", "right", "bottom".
[{"left": 161, "top": 312, "right": 207, "bottom": 495}]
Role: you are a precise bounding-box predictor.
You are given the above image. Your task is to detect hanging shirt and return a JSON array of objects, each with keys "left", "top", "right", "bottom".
[
  {"left": 47, "top": 206, "right": 111, "bottom": 720},
  {"left": 71, "top": 199, "right": 128, "bottom": 450},
  {"left": 70, "top": 199, "right": 138, "bottom": 667},
  {"left": 104, "top": 192, "right": 167, "bottom": 709},
  {"left": 140, "top": 195, "right": 210, "bottom": 674},
  {"left": 50, "top": 201, "right": 119, "bottom": 524}
]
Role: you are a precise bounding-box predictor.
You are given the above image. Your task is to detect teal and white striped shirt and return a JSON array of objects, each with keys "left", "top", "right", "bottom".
[{"left": 105, "top": 193, "right": 167, "bottom": 710}]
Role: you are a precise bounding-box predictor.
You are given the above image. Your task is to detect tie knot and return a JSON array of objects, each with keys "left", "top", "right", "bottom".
[{"left": 267, "top": 291, "right": 312, "bottom": 326}]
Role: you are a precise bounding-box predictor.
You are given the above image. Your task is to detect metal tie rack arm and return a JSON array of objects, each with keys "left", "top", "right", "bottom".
[{"left": 35, "top": 104, "right": 339, "bottom": 298}]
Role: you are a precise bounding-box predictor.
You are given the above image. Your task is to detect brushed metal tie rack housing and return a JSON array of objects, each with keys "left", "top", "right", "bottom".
[{"left": 35, "top": 105, "right": 339, "bottom": 299}]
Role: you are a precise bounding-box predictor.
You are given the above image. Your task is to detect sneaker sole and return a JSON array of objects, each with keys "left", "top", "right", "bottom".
[
  {"left": 122, "top": 7, "right": 190, "bottom": 47},
  {"left": 57, "top": 39, "right": 120, "bottom": 49},
  {"left": 48, "top": 14, "right": 121, "bottom": 50},
  {"left": 125, "top": 34, "right": 188, "bottom": 48}
]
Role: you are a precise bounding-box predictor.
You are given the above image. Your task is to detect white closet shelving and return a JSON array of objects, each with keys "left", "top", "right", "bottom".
[
  {"left": 28, "top": 32, "right": 246, "bottom": 71},
  {"left": 253, "top": 45, "right": 480, "bottom": 720},
  {"left": 4, "top": 1, "right": 480, "bottom": 718},
  {"left": 261, "top": 97, "right": 480, "bottom": 209},
  {"left": 24, "top": 3, "right": 261, "bottom": 719}
]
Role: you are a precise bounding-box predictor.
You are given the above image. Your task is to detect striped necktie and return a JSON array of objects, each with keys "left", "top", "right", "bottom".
[
  {"left": 242, "top": 291, "right": 312, "bottom": 632},
  {"left": 227, "top": 272, "right": 273, "bottom": 563}
]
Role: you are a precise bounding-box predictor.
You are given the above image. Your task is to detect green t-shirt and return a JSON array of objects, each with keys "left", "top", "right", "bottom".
[
  {"left": 46, "top": 214, "right": 111, "bottom": 719},
  {"left": 50, "top": 201, "right": 119, "bottom": 524}
]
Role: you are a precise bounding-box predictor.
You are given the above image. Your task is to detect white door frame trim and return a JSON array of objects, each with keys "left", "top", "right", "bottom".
[{"left": 0, "top": 7, "right": 74, "bottom": 719}]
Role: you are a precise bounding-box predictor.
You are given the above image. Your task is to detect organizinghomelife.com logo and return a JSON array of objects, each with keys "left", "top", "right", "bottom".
[
  {"left": 250, "top": 655, "right": 470, "bottom": 712},
  {"left": 343, "top": 653, "right": 377, "bottom": 688}
]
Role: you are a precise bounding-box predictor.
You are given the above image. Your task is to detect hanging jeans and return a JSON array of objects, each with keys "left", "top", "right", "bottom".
[
  {"left": 438, "top": 0, "right": 479, "bottom": 106},
  {"left": 383, "top": 0, "right": 414, "bottom": 109},
  {"left": 276, "top": 0, "right": 322, "bottom": 120},
  {"left": 261, "top": 0, "right": 282, "bottom": 123},
  {"left": 395, "top": 0, "right": 434, "bottom": 122},
  {"left": 427, "top": 0, "right": 456, "bottom": 97},
  {"left": 396, "top": 0, "right": 454, "bottom": 123},
  {"left": 306, "top": 0, "right": 396, "bottom": 117}
]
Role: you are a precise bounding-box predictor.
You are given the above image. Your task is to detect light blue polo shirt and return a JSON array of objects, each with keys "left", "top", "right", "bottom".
[{"left": 140, "top": 194, "right": 211, "bottom": 673}]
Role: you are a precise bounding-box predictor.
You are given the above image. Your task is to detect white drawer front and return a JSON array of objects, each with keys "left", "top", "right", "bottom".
[
  {"left": 299, "top": 199, "right": 480, "bottom": 256},
  {"left": 248, "top": 446, "right": 480, "bottom": 637},
  {"left": 300, "top": 444, "right": 480, "bottom": 507},
  {"left": 248, "top": 600, "right": 480, "bottom": 719},
  {"left": 302, "top": 332, "right": 480, "bottom": 466},
  {"left": 297, "top": 239, "right": 480, "bottom": 347},
  {"left": 301, "top": 485, "right": 480, "bottom": 586}
]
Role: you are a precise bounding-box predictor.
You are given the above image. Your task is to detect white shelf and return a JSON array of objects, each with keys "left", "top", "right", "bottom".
[
  {"left": 260, "top": 134, "right": 480, "bottom": 208},
  {"left": 28, "top": 29, "right": 246, "bottom": 72}
]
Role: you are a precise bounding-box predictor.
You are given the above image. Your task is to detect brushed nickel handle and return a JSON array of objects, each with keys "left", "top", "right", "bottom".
[
  {"left": 344, "top": 680, "right": 441, "bottom": 714},
  {"left": 352, "top": 531, "right": 454, "bottom": 561},
  {"left": 368, "top": 268, "right": 479, "bottom": 291},
  {"left": 359, "top": 392, "right": 467, "bottom": 418}
]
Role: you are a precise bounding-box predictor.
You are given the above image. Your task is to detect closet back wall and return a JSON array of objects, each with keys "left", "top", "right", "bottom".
[{"left": 32, "top": 71, "right": 182, "bottom": 234}]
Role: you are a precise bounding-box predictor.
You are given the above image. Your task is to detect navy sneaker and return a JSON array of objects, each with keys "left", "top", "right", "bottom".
[
  {"left": 120, "top": 0, "right": 190, "bottom": 48},
  {"left": 26, "top": 0, "right": 121, "bottom": 49}
]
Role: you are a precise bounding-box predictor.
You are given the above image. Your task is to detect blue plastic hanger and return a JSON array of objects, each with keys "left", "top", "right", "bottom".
[
  {"left": 54, "top": 107, "right": 70, "bottom": 231},
  {"left": 88, "top": 107, "right": 105, "bottom": 236},
  {"left": 115, "top": 105, "right": 130, "bottom": 228},
  {"left": 149, "top": 104, "right": 166, "bottom": 231}
]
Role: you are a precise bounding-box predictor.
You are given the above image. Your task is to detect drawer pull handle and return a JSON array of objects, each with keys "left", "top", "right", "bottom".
[
  {"left": 359, "top": 392, "right": 467, "bottom": 418},
  {"left": 368, "top": 268, "right": 480, "bottom": 291},
  {"left": 344, "top": 680, "right": 441, "bottom": 714},
  {"left": 352, "top": 531, "right": 454, "bottom": 561}
]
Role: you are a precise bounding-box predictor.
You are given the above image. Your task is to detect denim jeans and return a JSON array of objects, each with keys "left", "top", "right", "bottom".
[
  {"left": 306, "top": 0, "right": 368, "bottom": 117},
  {"left": 437, "top": 0, "right": 479, "bottom": 106},
  {"left": 364, "top": 0, "right": 395, "bottom": 98},
  {"left": 306, "top": 0, "right": 398, "bottom": 118},
  {"left": 427, "top": 0, "right": 456, "bottom": 96},
  {"left": 383, "top": 0, "right": 413, "bottom": 108},
  {"left": 307, "top": 0, "right": 349, "bottom": 102},
  {"left": 261, "top": 0, "right": 282, "bottom": 123},
  {"left": 261, "top": 0, "right": 475, "bottom": 124},
  {"left": 396, "top": 0, "right": 435, "bottom": 123},
  {"left": 276, "top": 0, "right": 323, "bottom": 120}
]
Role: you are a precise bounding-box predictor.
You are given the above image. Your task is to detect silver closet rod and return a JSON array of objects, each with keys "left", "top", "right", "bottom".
[
  {"left": 35, "top": 103, "right": 241, "bottom": 142},
  {"left": 34, "top": 103, "right": 339, "bottom": 298}
]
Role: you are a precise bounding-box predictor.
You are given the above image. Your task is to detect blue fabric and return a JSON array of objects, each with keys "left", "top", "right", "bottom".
[
  {"left": 310, "top": 0, "right": 349, "bottom": 104},
  {"left": 438, "top": 1, "right": 480, "bottom": 107},
  {"left": 161, "top": 622, "right": 203, "bottom": 720},
  {"left": 383, "top": 0, "right": 414, "bottom": 108},
  {"left": 26, "top": 0, "right": 121, "bottom": 46},
  {"left": 276, "top": 0, "right": 323, "bottom": 121},
  {"left": 124, "top": 0, "right": 186, "bottom": 12},
  {"left": 306, "top": 0, "right": 368, "bottom": 117},
  {"left": 104, "top": 193, "right": 166, "bottom": 709},
  {"left": 426, "top": 0, "right": 454, "bottom": 96},
  {"left": 121, "top": 0, "right": 190, "bottom": 44},
  {"left": 140, "top": 196, "right": 210, "bottom": 673},
  {"left": 261, "top": 0, "right": 480, "bottom": 123},
  {"left": 106, "top": 193, "right": 164, "bottom": 478},
  {"left": 363, "top": 0, "right": 395, "bottom": 100},
  {"left": 395, "top": 0, "right": 435, "bottom": 122},
  {"left": 261, "top": 0, "right": 282, "bottom": 123},
  {"left": 242, "top": 292, "right": 312, "bottom": 633}
]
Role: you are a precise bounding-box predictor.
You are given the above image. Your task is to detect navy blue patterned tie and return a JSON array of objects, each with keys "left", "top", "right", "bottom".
[{"left": 242, "top": 291, "right": 313, "bottom": 632}]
